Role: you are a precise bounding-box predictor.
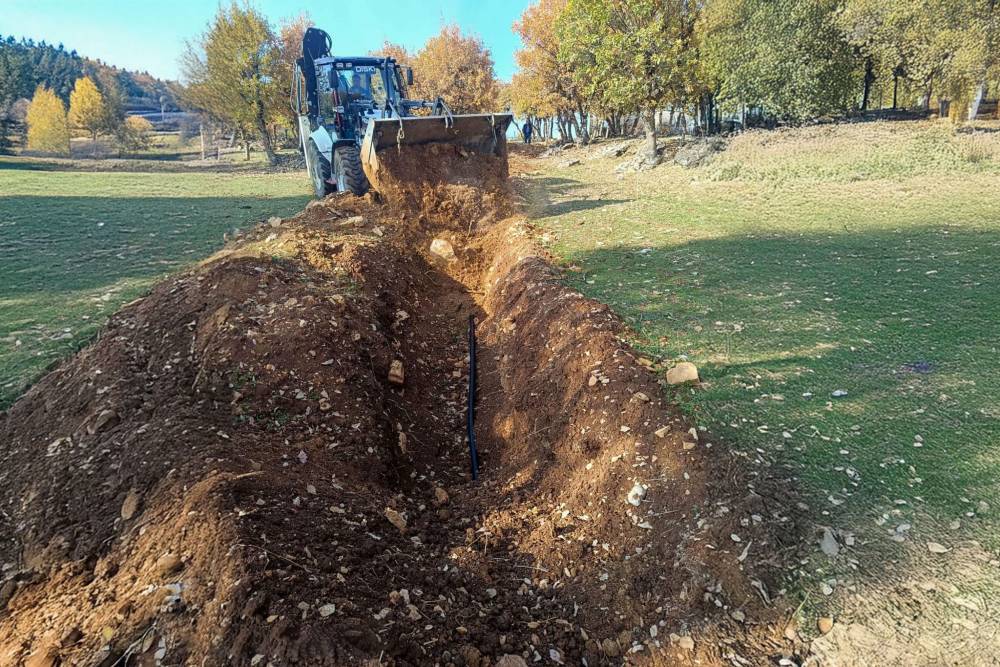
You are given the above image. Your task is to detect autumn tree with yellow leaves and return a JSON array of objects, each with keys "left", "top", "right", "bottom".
[
  {"left": 411, "top": 25, "right": 498, "bottom": 113},
  {"left": 68, "top": 76, "right": 106, "bottom": 144},
  {"left": 26, "top": 85, "right": 70, "bottom": 155}
]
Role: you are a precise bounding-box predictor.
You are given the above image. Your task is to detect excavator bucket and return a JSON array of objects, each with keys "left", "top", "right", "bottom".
[{"left": 360, "top": 113, "right": 514, "bottom": 192}]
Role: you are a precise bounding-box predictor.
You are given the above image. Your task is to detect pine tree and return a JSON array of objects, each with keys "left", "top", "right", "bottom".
[
  {"left": 68, "top": 76, "right": 105, "bottom": 143},
  {"left": 26, "top": 84, "right": 70, "bottom": 155}
]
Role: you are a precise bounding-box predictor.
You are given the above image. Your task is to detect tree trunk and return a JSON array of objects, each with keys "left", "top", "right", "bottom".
[
  {"left": 969, "top": 81, "right": 986, "bottom": 120},
  {"left": 641, "top": 109, "right": 657, "bottom": 162},
  {"left": 919, "top": 79, "right": 933, "bottom": 112},
  {"left": 199, "top": 123, "right": 206, "bottom": 160},
  {"left": 861, "top": 57, "right": 874, "bottom": 111},
  {"left": 576, "top": 103, "right": 590, "bottom": 144},
  {"left": 892, "top": 72, "right": 900, "bottom": 110},
  {"left": 254, "top": 99, "right": 278, "bottom": 165}
]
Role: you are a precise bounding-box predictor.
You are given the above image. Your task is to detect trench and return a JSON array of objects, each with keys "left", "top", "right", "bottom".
[{"left": 0, "top": 152, "right": 805, "bottom": 666}]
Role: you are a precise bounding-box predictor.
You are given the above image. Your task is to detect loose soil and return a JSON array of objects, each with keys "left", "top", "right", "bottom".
[{"left": 0, "top": 145, "right": 808, "bottom": 666}]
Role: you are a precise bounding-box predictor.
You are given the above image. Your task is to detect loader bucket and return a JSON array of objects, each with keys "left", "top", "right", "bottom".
[{"left": 360, "top": 113, "right": 514, "bottom": 193}]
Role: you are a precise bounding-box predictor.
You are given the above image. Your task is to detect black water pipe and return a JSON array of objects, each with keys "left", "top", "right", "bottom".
[{"left": 467, "top": 315, "right": 479, "bottom": 480}]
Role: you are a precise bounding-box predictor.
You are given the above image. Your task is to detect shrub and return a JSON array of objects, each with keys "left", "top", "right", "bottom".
[{"left": 114, "top": 115, "right": 154, "bottom": 155}]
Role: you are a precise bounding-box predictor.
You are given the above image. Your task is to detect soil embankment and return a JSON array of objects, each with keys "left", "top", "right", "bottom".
[{"left": 0, "top": 145, "right": 804, "bottom": 666}]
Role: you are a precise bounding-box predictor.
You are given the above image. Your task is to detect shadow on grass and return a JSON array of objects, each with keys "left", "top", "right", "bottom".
[
  {"left": 558, "top": 224, "right": 1000, "bottom": 539},
  {"left": 0, "top": 193, "right": 310, "bottom": 409},
  {"left": 0, "top": 155, "right": 289, "bottom": 174},
  {"left": 519, "top": 175, "right": 627, "bottom": 218},
  {"left": 0, "top": 194, "right": 309, "bottom": 298}
]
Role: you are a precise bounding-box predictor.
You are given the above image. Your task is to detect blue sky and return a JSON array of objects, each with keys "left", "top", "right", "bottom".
[{"left": 2, "top": 0, "right": 530, "bottom": 81}]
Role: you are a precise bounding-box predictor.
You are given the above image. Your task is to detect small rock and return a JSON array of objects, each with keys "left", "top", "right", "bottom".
[
  {"left": 601, "top": 638, "right": 620, "bottom": 657},
  {"left": 0, "top": 580, "right": 17, "bottom": 611},
  {"left": 654, "top": 426, "right": 669, "bottom": 438},
  {"left": 430, "top": 238, "right": 457, "bottom": 262},
  {"left": 267, "top": 216, "right": 282, "bottom": 228},
  {"left": 557, "top": 159, "right": 581, "bottom": 168},
  {"left": 88, "top": 409, "right": 119, "bottom": 435},
  {"left": 154, "top": 553, "right": 183, "bottom": 576},
  {"left": 319, "top": 603, "right": 336, "bottom": 617},
  {"left": 120, "top": 488, "right": 141, "bottom": 521},
  {"left": 388, "top": 360, "right": 405, "bottom": 385},
  {"left": 496, "top": 656, "right": 529, "bottom": 667},
  {"left": 626, "top": 482, "right": 647, "bottom": 506},
  {"left": 819, "top": 527, "right": 840, "bottom": 557},
  {"left": 434, "top": 487, "right": 449, "bottom": 505},
  {"left": 24, "top": 643, "right": 58, "bottom": 667},
  {"left": 817, "top": 617, "right": 834, "bottom": 634},
  {"left": 927, "top": 541, "right": 950, "bottom": 554},
  {"left": 588, "top": 375, "right": 598, "bottom": 387},
  {"left": 633, "top": 391, "right": 650, "bottom": 402},
  {"left": 666, "top": 362, "right": 699, "bottom": 385},
  {"left": 730, "top": 610, "right": 746, "bottom": 623},
  {"left": 831, "top": 390, "right": 848, "bottom": 398},
  {"left": 346, "top": 215, "right": 365, "bottom": 227},
  {"left": 385, "top": 507, "right": 407, "bottom": 533},
  {"left": 250, "top": 655, "right": 265, "bottom": 667},
  {"left": 678, "top": 635, "right": 695, "bottom": 651}
]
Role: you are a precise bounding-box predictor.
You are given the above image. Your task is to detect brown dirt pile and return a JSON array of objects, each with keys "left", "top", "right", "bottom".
[
  {"left": 0, "top": 154, "right": 806, "bottom": 666},
  {"left": 368, "top": 142, "right": 512, "bottom": 229}
]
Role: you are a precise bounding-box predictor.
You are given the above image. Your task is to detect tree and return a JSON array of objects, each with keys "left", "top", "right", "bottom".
[
  {"left": 412, "top": 25, "right": 498, "bottom": 113},
  {"left": 560, "top": 0, "right": 701, "bottom": 159},
  {"left": 114, "top": 115, "right": 153, "bottom": 156},
  {"left": 181, "top": 2, "right": 282, "bottom": 164},
  {"left": 513, "top": 0, "right": 591, "bottom": 142},
  {"left": 25, "top": 84, "right": 69, "bottom": 155},
  {"left": 275, "top": 12, "right": 312, "bottom": 132},
  {"left": 0, "top": 38, "right": 27, "bottom": 153},
  {"left": 699, "top": 0, "right": 859, "bottom": 122},
  {"left": 371, "top": 41, "right": 412, "bottom": 68},
  {"left": 68, "top": 76, "right": 105, "bottom": 145}
]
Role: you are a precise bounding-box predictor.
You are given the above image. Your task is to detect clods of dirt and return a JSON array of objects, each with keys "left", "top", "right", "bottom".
[{"left": 0, "top": 154, "right": 806, "bottom": 666}]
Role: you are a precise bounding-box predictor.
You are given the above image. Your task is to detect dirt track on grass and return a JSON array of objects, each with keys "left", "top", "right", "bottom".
[{"left": 0, "top": 144, "right": 807, "bottom": 666}]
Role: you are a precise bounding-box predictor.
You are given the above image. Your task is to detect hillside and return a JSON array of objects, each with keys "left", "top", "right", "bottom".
[{"left": 0, "top": 35, "right": 179, "bottom": 113}]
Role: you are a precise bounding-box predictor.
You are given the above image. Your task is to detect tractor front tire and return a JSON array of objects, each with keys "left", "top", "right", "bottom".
[
  {"left": 307, "top": 140, "right": 333, "bottom": 199},
  {"left": 334, "top": 145, "right": 369, "bottom": 196}
]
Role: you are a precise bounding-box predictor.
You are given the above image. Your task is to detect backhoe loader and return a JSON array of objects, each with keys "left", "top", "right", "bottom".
[{"left": 292, "top": 27, "right": 513, "bottom": 198}]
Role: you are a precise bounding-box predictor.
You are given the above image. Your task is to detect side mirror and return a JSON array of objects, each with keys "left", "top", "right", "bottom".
[{"left": 406, "top": 67, "right": 414, "bottom": 86}]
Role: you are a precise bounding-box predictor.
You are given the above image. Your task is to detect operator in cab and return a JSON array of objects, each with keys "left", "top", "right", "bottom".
[{"left": 348, "top": 73, "right": 368, "bottom": 99}]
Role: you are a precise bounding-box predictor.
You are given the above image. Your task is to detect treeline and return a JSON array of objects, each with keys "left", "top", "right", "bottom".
[
  {"left": 508, "top": 0, "right": 1000, "bottom": 159},
  {"left": 178, "top": 3, "right": 500, "bottom": 165},
  {"left": 0, "top": 34, "right": 179, "bottom": 153}
]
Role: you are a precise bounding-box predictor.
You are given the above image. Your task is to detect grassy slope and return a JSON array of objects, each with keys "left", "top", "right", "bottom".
[
  {"left": 529, "top": 121, "right": 1000, "bottom": 548},
  {"left": 0, "top": 157, "right": 310, "bottom": 408}
]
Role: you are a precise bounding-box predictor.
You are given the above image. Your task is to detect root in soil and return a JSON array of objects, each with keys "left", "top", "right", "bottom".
[{"left": 0, "top": 145, "right": 807, "bottom": 666}]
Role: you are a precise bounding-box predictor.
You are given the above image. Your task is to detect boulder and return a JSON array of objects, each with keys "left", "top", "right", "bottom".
[{"left": 666, "top": 362, "right": 699, "bottom": 385}]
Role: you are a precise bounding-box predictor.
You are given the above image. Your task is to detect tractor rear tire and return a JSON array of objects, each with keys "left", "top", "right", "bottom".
[
  {"left": 334, "top": 145, "right": 369, "bottom": 196},
  {"left": 307, "top": 140, "right": 333, "bottom": 199}
]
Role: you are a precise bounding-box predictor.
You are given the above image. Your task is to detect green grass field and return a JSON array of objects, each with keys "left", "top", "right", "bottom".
[
  {"left": 529, "top": 121, "right": 1000, "bottom": 548},
  {"left": 0, "top": 157, "right": 310, "bottom": 408}
]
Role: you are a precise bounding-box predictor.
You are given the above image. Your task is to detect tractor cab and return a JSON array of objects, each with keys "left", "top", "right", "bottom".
[{"left": 294, "top": 56, "right": 409, "bottom": 141}]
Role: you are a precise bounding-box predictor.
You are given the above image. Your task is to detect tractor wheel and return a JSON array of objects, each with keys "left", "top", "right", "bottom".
[
  {"left": 307, "top": 140, "right": 333, "bottom": 199},
  {"left": 333, "top": 145, "right": 369, "bottom": 196}
]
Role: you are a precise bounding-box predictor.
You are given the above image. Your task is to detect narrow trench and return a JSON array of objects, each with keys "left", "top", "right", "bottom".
[{"left": 0, "top": 165, "right": 803, "bottom": 666}]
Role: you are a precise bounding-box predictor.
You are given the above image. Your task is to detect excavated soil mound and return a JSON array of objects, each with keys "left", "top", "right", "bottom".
[
  {"left": 368, "top": 143, "right": 512, "bottom": 229},
  {"left": 0, "top": 158, "right": 805, "bottom": 666}
]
